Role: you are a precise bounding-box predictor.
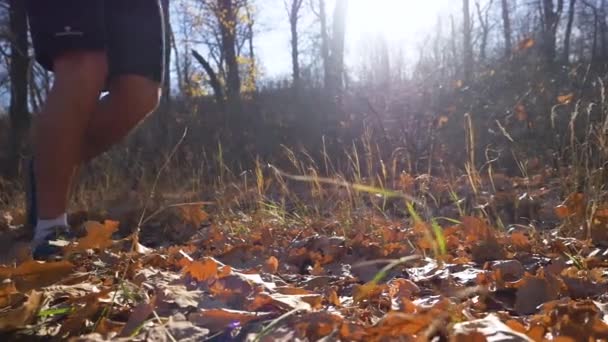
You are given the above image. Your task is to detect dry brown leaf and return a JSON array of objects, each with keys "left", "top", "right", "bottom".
[
  {"left": 515, "top": 275, "right": 560, "bottom": 315},
  {"left": 510, "top": 232, "right": 531, "bottom": 250},
  {"left": 295, "top": 312, "right": 343, "bottom": 341},
  {"left": 60, "top": 295, "right": 102, "bottom": 336},
  {"left": 325, "top": 288, "right": 341, "bottom": 307},
  {"left": 353, "top": 282, "right": 386, "bottom": 304},
  {"left": 188, "top": 308, "right": 274, "bottom": 332},
  {"left": 95, "top": 318, "right": 126, "bottom": 338},
  {"left": 178, "top": 205, "right": 210, "bottom": 226},
  {"left": 555, "top": 193, "right": 586, "bottom": 221},
  {"left": 120, "top": 297, "right": 157, "bottom": 337},
  {"left": 557, "top": 93, "right": 575, "bottom": 105},
  {"left": 182, "top": 258, "right": 219, "bottom": 282},
  {"left": 452, "top": 314, "right": 532, "bottom": 342},
  {"left": 0, "top": 290, "right": 42, "bottom": 332},
  {"left": 370, "top": 311, "right": 432, "bottom": 337},
  {"left": 262, "top": 256, "right": 279, "bottom": 274},
  {"left": 0, "top": 260, "right": 74, "bottom": 292},
  {"left": 517, "top": 38, "right": 535, "bottom": 51},
  {"left": 65, "top": 220, "right": 119, "bottom": 254},
  {"left": 515, "top": 103, "right": 528, "bottom": 121}
]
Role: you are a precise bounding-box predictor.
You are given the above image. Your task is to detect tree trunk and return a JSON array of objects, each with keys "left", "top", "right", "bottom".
[
  {"left": 217, "top": 0, "right": 240, "bottom": 102},
  {"left": 245, "top": 1, "right": 256, "bottom": 92},
  {"left": 329, "top": 0, "right": 348, "bottom": 95},
  {"left": 318, "top": 0, "right": 331, "bottom": 90},
  {"left": 563, "top": 0, "right": 577, "bottom": 63},
  {"left": 600, "top": 0, "right": 607, "bottom": 65},
  {"left": 475, "top": 1, "right": 490, "bottom": 63},
  {"left": 192, "top": 49, "right": 225, "bottom": 106},
  {"left": 501, "top": 0, "right": 512, "bottom": 57},
  {"left": 541, "top": 0, "right": 564, "bottom": 65},
  {"left": 5, "top": 0, "right": 29, "bottom": 178},
  {"left": 288, "top": 0, "right": 304, "bottom": 89},
  {"left": 463, "top": 0, "right": 474, "bottom": 83},
  {"left": 161, "top": 0, "right": 171, "bottom": 103}
]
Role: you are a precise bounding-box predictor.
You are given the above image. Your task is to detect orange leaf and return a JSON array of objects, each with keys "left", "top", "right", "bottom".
[
  {"left": 555, "top": 205, "right": 570, "bottom": 219},
  {"left": 515, "top": 103, "right": 528, "bottom": 121},
  {"left": 557, "top": 93, "right": 574, "bottom": 105},
  {"left": 353, "top": 282, "right": 385, "bottom": 303},
  {"left": 65, "top": 220, "right": 119, "bottom": 254},
  {"left": 555, "top": 193, "right": 586, "bottom": 221},
  {"left": 511, "top": 232, "right": 531, "bottom": 250},
  {"left": 262, "top": 256, "right": 279, "bottom": 274},
  {"left": 183, "top": 258, "right": 219, "bottom": 282},
  {"left": 0, "top": 260, "right": 74, "bottom": 292},
  {"left": 517, "top": 38, "right": 535, "bottom": 51},
  {"left": 178, "top": 205, "right": 209, "bottom": 226}
]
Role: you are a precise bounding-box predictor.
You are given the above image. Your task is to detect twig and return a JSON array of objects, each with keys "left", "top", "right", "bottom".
[
  {"left": 152, "top": 310, "right": 177, "bottom": 342},
  {"left": 134, "top": 127, "right": 189, "bottom": 242}
]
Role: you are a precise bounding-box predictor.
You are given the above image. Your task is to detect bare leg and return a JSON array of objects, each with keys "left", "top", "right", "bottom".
[
  {"left": 34, "top": 52, "right": 108, "bottom": 219},
  {"left": 80, "top": 75, "right": 161, "bottom": 162}
]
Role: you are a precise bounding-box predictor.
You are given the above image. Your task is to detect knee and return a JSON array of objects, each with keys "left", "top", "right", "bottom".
[
  {"left": 113, "top": 77, "right": 161, "bottom": 121},
  {"left": 53, "top": 51, "right": 108, "bottom": 89},
  {"left": 131, "top": 84, "right": 161, "bottom": 117}
]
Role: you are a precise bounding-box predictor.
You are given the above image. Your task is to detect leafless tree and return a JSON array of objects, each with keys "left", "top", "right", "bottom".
[{"left": 285, "top": 0, "right": 305, "bottom": 89}]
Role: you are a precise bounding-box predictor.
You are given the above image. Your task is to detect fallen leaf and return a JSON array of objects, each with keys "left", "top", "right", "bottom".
[
  {"left": 262, "top": 256, "right": 279, "bottom": 274},
  {"left": 120, "top": 297, "right": 157, "bottom": 337},
  {"left": 145, "top": 316, "right": 210, "bottom": 342},
  {"left": 557, "top": 93, "right": 574, "bottom": 105},
  {"left": 182, "top": 258, "right": 219, "bottom": 282},
  {"left": 65, "top": 220, "right": 119, "bottom": 253},
  {"left": 0, "top": 290, "right": 42, "bottom": 332},
  {"left": 295, "top": 312, "right": 343, "bottom": 341},
  {"left": 515, "top": 274, "right": 560, "bottom": 315},
  {"left": 178, "top": 205, "right": 209, "bottom": 226},
  {"left": 0, "top": 260, "right": 74, "bottom": 292},
  {"left": 452, "top": 314, "right": 533, "bottom": 341},
  {"left": 353, "top": 282, "right": 386, "bottom": 304},
  {"left": 515, "top": 103, "right": 528, "bottom": 121},
  {"left": 188, "top": 309, "right": 274, "bottom": 332}
]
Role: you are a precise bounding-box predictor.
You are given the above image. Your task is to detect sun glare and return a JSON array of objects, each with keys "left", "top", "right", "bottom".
[{"left": 348, "top": 0, "right": 453, "bottom": 42}]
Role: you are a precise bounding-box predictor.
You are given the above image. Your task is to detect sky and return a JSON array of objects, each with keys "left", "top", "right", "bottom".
[{"left": 255, "top": 0, "right": 459, "bottom": 78}]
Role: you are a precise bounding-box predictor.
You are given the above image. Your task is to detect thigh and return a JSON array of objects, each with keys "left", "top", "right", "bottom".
[
  {"left": 105, "top": 0, "right": 165, "bottom": 84},
  {"left": 26, "top": 0, "right": 106, "bottom": 71}
]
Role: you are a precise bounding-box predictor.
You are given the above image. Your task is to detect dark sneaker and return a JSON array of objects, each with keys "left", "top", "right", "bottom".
[
  {"left": 32, "top": 226, "right": 75, "bottom": 261},
  {"left": 24, "top": 159, "right": 38, "bottom": 229}
]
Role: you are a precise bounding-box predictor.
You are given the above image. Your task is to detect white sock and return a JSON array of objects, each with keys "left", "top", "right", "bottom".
[{"left": 33, "top": 213, "right": 68, "bottom": 243}]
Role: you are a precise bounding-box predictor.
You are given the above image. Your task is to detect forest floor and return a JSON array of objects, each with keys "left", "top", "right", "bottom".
[{"left": 0, "top": 166, "right": 607, "bottom": 341}]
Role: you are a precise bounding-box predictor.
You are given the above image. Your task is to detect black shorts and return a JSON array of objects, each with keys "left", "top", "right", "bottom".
[{"left": 26, "top": 0, "right": 165, "bottom": 84}]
